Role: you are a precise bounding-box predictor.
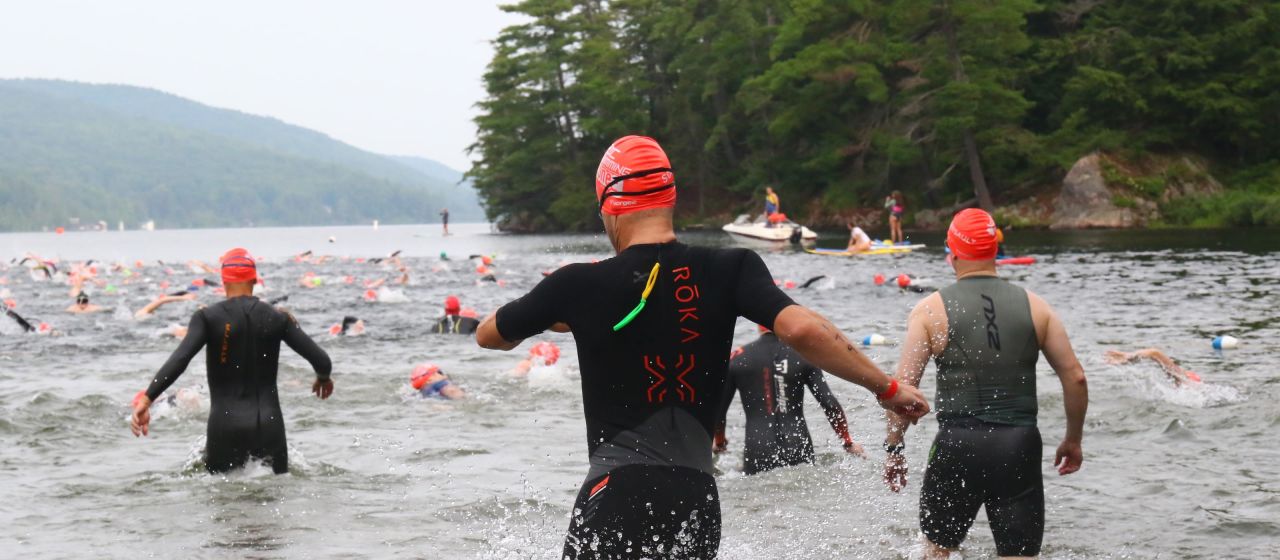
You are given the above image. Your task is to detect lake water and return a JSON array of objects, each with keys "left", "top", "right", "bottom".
[{"left": 1, "top": 223, "right": 1276, "bottom": 559}]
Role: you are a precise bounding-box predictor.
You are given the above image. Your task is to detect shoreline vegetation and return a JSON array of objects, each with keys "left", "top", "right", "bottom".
[{"left": 467, "top": 1, "right": 1280, "bottom": 232}]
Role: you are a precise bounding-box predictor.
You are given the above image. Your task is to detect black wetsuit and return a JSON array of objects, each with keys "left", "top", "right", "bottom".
[
  {"left": 921, "top": 277, "right": 1043, "bottom": 556},
  {"left": 145, "top": 296, "right": 331, "bottom": 474},
  {"left": 496, "top": 241, "right": 793, "bottom": 560},
  {"left": 715, "top": 333, "right": 853, "bottom": 475},
  {"left": 432, "top": 314, "right": 479, "bottom": 335}
]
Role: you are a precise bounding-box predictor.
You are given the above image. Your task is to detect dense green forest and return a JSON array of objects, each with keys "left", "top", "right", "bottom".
[
  {"left": 0, "top": 80, "right": 482, "bottom": 231},
  {"left": 468, "top": 0, "right": 1280, "bottom": 231}
]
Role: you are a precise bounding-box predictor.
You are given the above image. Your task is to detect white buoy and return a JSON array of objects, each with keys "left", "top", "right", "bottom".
[
  {"left": 1212, "top": 335, "right": 1239, "bottom": 350},
  {"left": 328, "top": 236, "right": 336, "bottom": 243},
  {"left": 373, "top": 220, "right": 379, "bottom": 230},
  {"left": 862, "top": 334, "right": 888, "bottom": 346}
]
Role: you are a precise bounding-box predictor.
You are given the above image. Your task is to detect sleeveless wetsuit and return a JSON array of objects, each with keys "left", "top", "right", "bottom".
[
  {"left": 432, "top": 315, "right": 479, "bottom": 334},
  {"left": 922, "top": 276, "right": 1043, "bottom": 556},
  {"left": 496, "top": 241, "right": 794, "bottom": 560},
  {"left": 714, "top": 333, "right": 853, "bottom": 475},
  {"left": 145, "top": 296, "right": 332, "bottom": 474}
]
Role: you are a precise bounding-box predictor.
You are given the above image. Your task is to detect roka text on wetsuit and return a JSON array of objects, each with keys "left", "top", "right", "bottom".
[
  {"left": 714, "top": 332, "right": 855, "bottom": 474},
  {"left": 145, "top": 296, "right": 331, "bottom": 474},
  {"left": 496, "top": 242, "right": 794, "bottom": 560},
  {"left": 923, "top": 276, "right": 1043, "bottom": 556}
]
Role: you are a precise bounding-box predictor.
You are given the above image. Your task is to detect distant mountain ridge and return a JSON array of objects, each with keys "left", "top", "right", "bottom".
[{"left": 0, "top": 79, "right": 484, "bottom": 231}]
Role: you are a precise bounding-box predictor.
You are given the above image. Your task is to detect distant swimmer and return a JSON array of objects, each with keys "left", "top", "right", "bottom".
[
  {"left": 432, "top": 296, "right": 480, "bottom": 335},
  {"left": 1106, "top": 348, "right": 1202, "bottom": 386},
  {"left": 477, "top": 136, "right": 928, "bottom": 559},
  {"left": 134, "top": 293, "right": 197, "bottom": 320},
  {"left": 513, "top": 341, "right": 561, "bottom": 376},
  {"left": 4, "top": 309, "right": 37, "bottom": 333},
  {"left": 714, "top": 326, "right": 865, "bottom": 475},
  {"left": 65, "top": 292, "right": 106, "bottom": 314},
  {"left": 846, "top": 219, "right": 872, "bottom": 253},
  {"left": 134, "top": 387, "right": 204, "bottom": 416},
  {"left": 440, "top": 207, "right": 450, "bottom": 236},
  {"left": 884, "top": 209, "right": 1088, "bottom": 559},
  {"left": 409, "top": 363, "right": 465, "bottom": 400},
  {"left": 130, "top": 248, "right": 334, "bottom": 475},
  {"left": 329, "top": 316, "right": 366, "bottom": 336}
]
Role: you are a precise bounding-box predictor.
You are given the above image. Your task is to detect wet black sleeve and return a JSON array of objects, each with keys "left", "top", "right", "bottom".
[
  {"left": 805, "top": 367, "right": 852, "bottom": 444},
  {"left": 714, "top": 365, "right": 740, "bottom": 448},
  {"left": 283, "top": 316, "right": 333, "bottom": 380},
  {"left": 733, "top": 250, "right": 795, "bottom": 329},
  {"left": 495, "top": 267, "right": 573, "bottom": 342},
  {"left": 146, "top": 310, "right": 207, "bottom": 401}
]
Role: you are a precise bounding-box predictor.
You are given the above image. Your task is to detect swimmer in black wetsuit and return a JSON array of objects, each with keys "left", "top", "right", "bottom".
[
  {"left": 477, "top": 136, "right": 929, "bottom": 560},
  {"left": 714, "top": 327, "right": 865, "bottom": 475},
  {"left": 432, "top": 295, "right": 479, "bottom": 334},
  {"left": 885, "top": 210, "right": 1088, "bottom": 558},
  {"left": 130, "top": 248, "right": 334, "bottom": 474}
]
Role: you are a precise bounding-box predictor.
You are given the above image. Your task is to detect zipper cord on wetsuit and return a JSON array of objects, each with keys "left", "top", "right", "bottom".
[{"left": 612, "top": 246, "right": 663, "bottom": 332}]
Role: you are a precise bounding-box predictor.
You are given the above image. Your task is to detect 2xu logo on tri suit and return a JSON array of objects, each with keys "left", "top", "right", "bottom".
[
  {"left": 981, "top": 294, "right": 1001, "bottom": 351},
  {"left": 644, "top": 265, "right": 702, "bottom": 404}
]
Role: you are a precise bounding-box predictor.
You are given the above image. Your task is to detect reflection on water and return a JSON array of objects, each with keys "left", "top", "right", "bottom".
[{"left": 0, "top": 223, "right": 1276, "bottom": 559}]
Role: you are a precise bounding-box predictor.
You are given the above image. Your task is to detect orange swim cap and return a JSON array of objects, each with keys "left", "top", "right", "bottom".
[
  {"left": 595, "top": 136, "right": 676, "bottom": 216},
  {"left": 947, "top": 209, "right": 999, "bottom": 261},
  {"left": 220, "top": 248, "right": 257, "bottom": 284},
  {"left": 411, "top": 364, "right": 440, "bottom": 390},
  {"left": 528, "top": 341, "right": 561, "bottom": 366}
]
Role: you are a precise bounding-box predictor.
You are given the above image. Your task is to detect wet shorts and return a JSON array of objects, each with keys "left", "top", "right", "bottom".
[
  {"left": 563, "top": 465, "right": 720, "bottom": 559},
  {"left": 920, "top": 419, "right": 1043, "bottom": 556}
]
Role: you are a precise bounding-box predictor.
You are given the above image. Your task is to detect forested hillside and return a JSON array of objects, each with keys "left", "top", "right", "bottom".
[
  {"left": 0, "top": 80, "right": 483, "bottom": 231},
  {"left": 468, "top": 0, "right": 1280, "bottom": 231}
]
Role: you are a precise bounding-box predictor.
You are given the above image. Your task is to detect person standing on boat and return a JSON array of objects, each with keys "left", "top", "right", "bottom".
[{"left": 764, "top": 186, "right": 780, "bottom": 226}]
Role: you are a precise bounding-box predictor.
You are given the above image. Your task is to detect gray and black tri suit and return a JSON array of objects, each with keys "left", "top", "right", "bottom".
[{"left": 922, "top": 276, "right": 1044, "bottom": 556}]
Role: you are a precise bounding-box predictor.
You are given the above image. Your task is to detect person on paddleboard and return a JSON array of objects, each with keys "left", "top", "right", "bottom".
[
  {"left": 846, "top": 219, "right": 872, "bottom": 253},
  {"left": 477, "top": 135, "right": 929, "bottom": 559}
]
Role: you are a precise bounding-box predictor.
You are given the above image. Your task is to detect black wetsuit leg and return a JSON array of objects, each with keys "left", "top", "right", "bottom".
[
  {"left": 564, "top": 465, "right": 720, "bottom": 560},
  {"left": 920, "top": 420, "right": 1044, "bottom": 556}
]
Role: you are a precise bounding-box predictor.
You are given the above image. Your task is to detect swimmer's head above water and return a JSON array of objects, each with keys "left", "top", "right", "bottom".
[
  {"left": 444, "top": 295, "right": 461, "bottom": 316},
  {"left": 219, "top": 248, "right": 257, "bottom": 294}
]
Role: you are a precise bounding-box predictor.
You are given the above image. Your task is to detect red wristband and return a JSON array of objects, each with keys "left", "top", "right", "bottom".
[{"left": 876, "top": 379, "right": 899, "bottom": 401}]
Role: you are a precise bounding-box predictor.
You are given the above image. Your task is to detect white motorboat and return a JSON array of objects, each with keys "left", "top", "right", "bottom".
[{"left": 722, "top": 214, "right": 818, "bottom": 242}]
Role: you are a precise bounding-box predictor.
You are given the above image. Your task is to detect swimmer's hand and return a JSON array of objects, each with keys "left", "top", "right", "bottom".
[
  {"left": 312, "top": 378, "right": 334, "bottom": 400},
  {"left": 844, "top": 441, "right": 867, "bottom": 458},
  {"left": 878, "top": 384, "right": 930, "bottom": 422},
  {"left": 1055, "top": 439, "right": 1082, "bottom": 476},
  {"left": 130, "top": 396, "right": 152, "bottom": 437},
  {"left": 884, "top": 453, "right": 908, "bottom": 492}
]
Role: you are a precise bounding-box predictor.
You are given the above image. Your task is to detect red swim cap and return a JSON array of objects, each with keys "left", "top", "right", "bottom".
[
  {"left": 947, "top": 209, "right": 999, "bottom": 261},
  {"left": 220, "top": 248, "right": 257, "bottom": 284},
  {"left": 528, "top": 341, "right": 561, "bottom": 366},
  {"left": 411, "top": 364, "right": 440, "bottom": 390},
  {"left": 444, "top": 295, "right": 461, "bottom": 314},
  {"left": 595, "top": 136, "right": 676, "bottom": 216}
]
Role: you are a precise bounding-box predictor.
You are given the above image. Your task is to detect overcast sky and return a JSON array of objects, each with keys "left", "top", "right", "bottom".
[{"left": 0, "top": 1, "right": 524, "bottom": 170}]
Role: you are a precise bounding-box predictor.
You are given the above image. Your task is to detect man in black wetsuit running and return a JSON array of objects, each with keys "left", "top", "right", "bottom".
[
  {"left": 130, "top": 248, "right": 334, "bottom": 474},
  {"left": 476, "top": 135, "right": 930, "bottom": 559},
  {"left": 884, "top": 209, "right": 1088, "bottom": 558},
  {"left": 714, "top": 326, "right": 865, "bottom": 475}
]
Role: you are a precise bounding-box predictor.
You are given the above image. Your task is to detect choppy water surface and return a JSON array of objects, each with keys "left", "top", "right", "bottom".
[{"left": 1, "top": 223, "right": 1276, "bottom": 559}]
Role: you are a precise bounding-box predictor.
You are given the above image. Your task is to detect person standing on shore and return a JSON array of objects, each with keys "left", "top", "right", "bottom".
[
  {"left": 477, "top": 135, "right": 930, "bottom": 559},
  {"left": 884, "top": 209, "right": 1088, "bottom": 558}
]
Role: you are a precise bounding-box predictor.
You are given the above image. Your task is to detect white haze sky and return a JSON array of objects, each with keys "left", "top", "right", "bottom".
[{"left": 0, "top": 1, "right": 525, "bottom": 171}]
